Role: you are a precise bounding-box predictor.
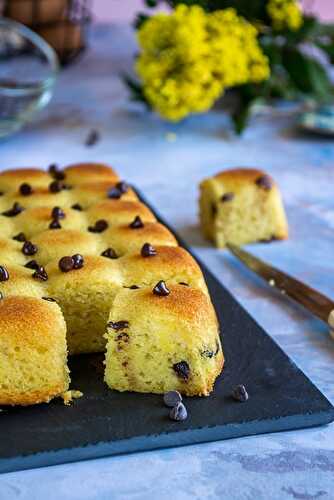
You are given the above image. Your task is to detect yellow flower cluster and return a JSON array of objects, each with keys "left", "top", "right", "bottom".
[
  {"left": 267, "top": 0, "right": 303, "bottom": 31},
  {"left": 136, "top": 5, "right": 269, "bottom": 122}
]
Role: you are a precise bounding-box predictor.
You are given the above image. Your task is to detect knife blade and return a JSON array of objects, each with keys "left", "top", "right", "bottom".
[{"left": 227, "top": 243, "right": 334, "bottom": 334}]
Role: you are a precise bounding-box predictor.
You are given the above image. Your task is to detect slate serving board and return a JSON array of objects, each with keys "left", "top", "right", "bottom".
[{"left": 0, "top": 189, "right": 333, "bottom": 474}]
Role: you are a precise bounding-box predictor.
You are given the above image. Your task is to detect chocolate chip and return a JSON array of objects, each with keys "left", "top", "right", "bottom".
[
  {"left": 107, "top": 186, "right": 122, "bottom": 199},
  {"left": 0, "top": 266, "right": 9, "bottom": 282},
  {"left": 173, "top": 361, "right": 190, "bottom": 381},
  {"left": 107, "top": 320, "right": 129, "bottom": 331},
  {"left": 201, "top": 341, "right": 220, "bottom": 359},
  {"left": 141, "top": 243, "right": 157, "bottom": 257},
  {"left": 49, "top": 180, "right": 64, "bottom": 193},
  {"left": 163, "top": 390, "right": 182, "bottom": 408},
  {"left": 51, "top": 207, "right": 65, "bottom": 220},
  {"left": 58, "top": 256, "right": 74, "bottom": 272},
  {"left": 42, "top": 297, "right": 57, "bottom": 302},
  {"left": 32, "top": 266, "right": 48, "bottom": 281},
  {"left": 88, "top": 219, "right": 108, "bottom": 233},
  {"left": 0, "top": 291, "right": 3, "bottom": 300},
  {"left": 129, "top": 216, "right": 144, "bottom": 229},
  {"left": 19, "top": 183, "right": 33, "bottom": 196},
  {"left": 25, "top": 260, "right": 40, "bottom": 270},
  {"left": 115, "top": 332, "right": 129, "bottom": 343},
  {"left": 85, "top": 129, "right": 100, "bottom": 147},
  {"left": 72, "top": 254, "right": 84, "bottom": 269},
  {"left": 169, "top": 402, "right": 188, "bottom": 422},
  {"left": 232, "top": 384, "right": 249, "bottom": 402},
  {"left": 13, "top": 232, "right": 26, "bottom": 242},
  {"left": 49, "top": 219, "right": 61, "bottom": 229},
  {"left": 255, "top": 175, "right": 273, "bottom": 191},
  {"left": 115, "top": 181, "right": 128, "bottom": 194},
  {"left": 221, "top": 192, "right": 234, "bottom": 202},
  {"left": 0, "top": 191, "right": 3, "bottom": 196},
  {"left": 211, "top": 203, "right": 217, "bottom": 217},
  {"left": 129, "top": 285, "right": 139, "bottom": 289},
  {"left": 22, "top": 241, "right": 37, "bottom": 256},
  {"left": 48, "top": 164, "right": 65, "bottom": 181},
  {"left": 153, "top": 280, "right": 170, "bottom": 296},
  {"left": 2, "top": 202, "right": 24, "bottom": 217},
  {"left": 101, "top": 248, "right": 118, "bottom": 259},
  {"left": 71, "top": 203, "right": 83, "bottom": 211},
  {"left": 179, "top": 282, "right": 189, "bottom": 286}
]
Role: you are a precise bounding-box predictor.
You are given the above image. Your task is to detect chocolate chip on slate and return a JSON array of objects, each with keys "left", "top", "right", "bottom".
[
  {"left": 221, "top": 192, "right": 234, "bottom": 202},
  {"left": 153, "top": 280, "right": 170, "bottom": 296},
  {"left": 85, "top": 129, "right": 100, "bottom": 147},
  {"left": 58, "top": 256, "right": 74, "bottom": 272},
  {"left": 255, "top": 175, "right": 273, "bottom": 191},
  {"left": 115, "top": 181, "right": 128, "bottom": 194},
  {"left": 141, "top": 243, "right": 157, "bottom": 257},
  {"left": 32, "top": 266, "right": 48, "bottom": 281},
  {"left": 129, "top": 215, "right": 144, "bottom": 229},
  {"left": 173, "top": 361, "right": 190, "bottom": 381},
  {"left": 2, "top": 202, "right": 24, "bottom": 217},
  {"left": 19, "top": 183, "right": 33, "bottom": 196},
  {"left": 42, "top": 296, "right": 57, "bottom": 302},
  {"left": 0, "top": 266, "right": 9, "bottom": 282},
  {"left": 13, "top": 232, "right": 26, "bottom": 242},
  {"left": 72, "top": 254, "right": 84, "bottom": 269},
  {"left": 88, "top": 219, "right": 108, "bottom": 233},
  {"left": 51, "top": 207, "right": 65, "bottom": 220},
  {"left": 232, "top": 384, "right": 249, "bottom": 402},
  {"left": 101, "top": 248, "right": 118, "bottom": 259},
  {"left": 49, "top": 219, "right": 61, "bottom": 229},
  {"left": 107, "top": 320, "right": 129, "bottom": 331},
  {"left": 163, "top": 390, "right": 182, "bottom": 408},
  {"left": 107, "top": 186, "right": 122, "bottom": 199},
  {"left": 169, "top": 402, "right": 188, "bottom": 422},
  {"left": 25, "top": 260, "right": 40, "bottom": 270},
  {"left": 49, "top": 180, "right": 64, "bottom": 193},
  {"left": 71, "top": 203, "right": 83, "bottom": 211},
  {"left": 22, "top": 241, "right": 37, "bottom": 256}
]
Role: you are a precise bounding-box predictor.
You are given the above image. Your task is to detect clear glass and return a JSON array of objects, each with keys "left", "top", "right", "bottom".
[{"left": 0, "top": 18, "right": 59, "bottom": 138}]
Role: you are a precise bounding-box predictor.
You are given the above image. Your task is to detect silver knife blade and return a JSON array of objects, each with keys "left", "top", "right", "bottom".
[{"left": 227, "top": 243, "right": 334, "bottom": 324}]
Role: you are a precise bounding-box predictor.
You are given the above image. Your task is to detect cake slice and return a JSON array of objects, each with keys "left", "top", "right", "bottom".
[{"left": 199, "top": 168, "right": 288, "bottom": 247}]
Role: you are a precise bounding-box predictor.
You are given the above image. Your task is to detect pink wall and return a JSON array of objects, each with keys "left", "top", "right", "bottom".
[{"left": 93, "top": 0, "right": 334, "bottom": 22}]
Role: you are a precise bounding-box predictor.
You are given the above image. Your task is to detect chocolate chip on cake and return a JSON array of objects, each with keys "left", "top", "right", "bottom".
[
  {"left": 232, "top": 384, "right": 249, "bottom": 402},
  {"left": 211, "top": 203, "right": 217, "bottom": 217},
  {"left": 25, "top": 260, "right": 40, "bottom": 271},
  {"left": 49, "top": 180, "right": 64, "bottom": 193},
  {"left": 22, "top": 241, "right": 37, "bottom": 256},
  {"left": 116, "top": 181, "right": 128, "bottom": 194},
  {"left": 51, "top": 207, "right": 65, "bottom": 220},
  {"left": 173, "top": 361, "right": 190, "bottom": 381},
  {"left": 141, "top": 243, "right": 157, "bottom": 257},
  {"left": 49, "top": 164, "right": 65, "bottom": 180},
  {"left": 153, "top": 280, "right": 170, "bottom": 296},
  {"left": 221, "top": 192, "right": 234, "bottom": 202},
  {"left": 42, "top": 297, "right": 57, "bottom": 302},
  {"left": 179, "top": 282, "right": 189, "bottom": 286},
  {"left": 71, "top": 203, "right": 83, "bottom": 211},
  {"left": 2, "top": 202, "right": 24, "bottom": 217},
  {"left": 0, "top": 291, "right": 3, "bottom": 300},
  {"left": 101, "top": 248, "right": 118, "bottom": 259},
  {"left": 58, "top": 256, "right": 74, "bottom": 273},
  {"left": 32, "top": 266, "right": 48, "bottom": 281},
  {"left": 13, "top": 232, "right": 26, "bottom": 242},
  {"left": 255, "top": 175, "right": 273, "bottom": 191},
  {"left": 129, "top": 216, "right": 144, "bottom": 229},
  {"left": 72, "top": 254, "right": 84, "bottom": 269},
  {"left": 49, "top": 219, "right": 61, "bottom": 229},
  {"left": 19, "top": 183, "right": 33, "bottom": 196},
  {"left": 115, "top": 332, "right": 129, "bottom": 343},
  {"left": 107, "top": 320, "right": 129, "bottom": 331},
  {"left": 0, "top": 191, "right": 3, "bottom": 196},
  {"left": 88, "top": 219, "right": 108, "bottom": 233},
  {"left": 107, "top": 186, "right": 122, "bottom": 199},
  {"left": 129, "top": 285, "right": 139, "bottom": 289},
  {"left": 169, "top": 402, "right": 188, "bottom": 422},
  {"left": 0, "top": 266, "right": 9, "bottom": 282},
  {"left": 163, "top": 390, "right": 182, "bottom": 408}
]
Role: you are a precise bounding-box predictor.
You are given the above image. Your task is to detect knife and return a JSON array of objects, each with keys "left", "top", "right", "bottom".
[{"left": 227, "top": 243, "right": 334, "bottom": 338}]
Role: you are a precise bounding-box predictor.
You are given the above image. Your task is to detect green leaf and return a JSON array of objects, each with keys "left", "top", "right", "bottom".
[
  {"left": 133, "top": 13, "right": 150, "bottom": 30},
  {"left": 122, "top": 74, "right": 150, "bottom": 107},
  {"left": 316, "top": 42, "right": 334, "bottom": 64}
]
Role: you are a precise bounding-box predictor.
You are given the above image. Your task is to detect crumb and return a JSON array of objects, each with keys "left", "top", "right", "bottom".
[
  {"left": 85, "top": 129, "right": 100, "bottom": 147},
  {"left": 165, "top": 132, "right": 177, "bottom": 142},
  {"left": 269, "top": 279, "right": 275, "bottom": 287},
  {"left": 61, "top": 390, "right": 83, "bottom": 406}
]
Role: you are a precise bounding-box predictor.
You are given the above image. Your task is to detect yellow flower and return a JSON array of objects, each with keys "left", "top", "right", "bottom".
[
  {"left": 135, "top": 5, "right": 269, "bottom": 122},
  {"left": 267, "top": 0, "right": 303, "bottom": 31}
]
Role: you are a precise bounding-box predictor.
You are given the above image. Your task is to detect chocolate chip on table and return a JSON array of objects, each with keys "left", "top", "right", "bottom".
[
  {"left": 42, "top": 297, "right": 57, "bottom": 302},
  {"left": 49, "top": 180, "right": 64, "bottom": 193},
  {"left": 49, "top": 219, "right": 61, "bottom": 229},
  {"left": 0, "top": 266, "right": 9, "bottom": 282},
  {"left": 85, "top": 129, "right": 100, "bottom": 147},
  {"left": 22, "top": 241, "right": 37, "bottom": 256},
  {"left": 72, "top": 254, "right": 84, "bottom": 269},
  {"left": 51, "top": 207, "right": 65, "bottom": 219},
  {"left": 141, "top": 243, "right": 157, "bottom": 257},
  {"left": 163, "top": 390, "right": 182, "bottom": 408},
  {"left": 2, "top": 202, "right": 24, "bottom": 217},
  {"left": 71, "top": 203, "right": 83, "bottom": 211},
  {"left": 169, "top": 402, "right": 188, "bottom": 422},
  {"left": 173, "top": 361, "right": 190, "bottom": 381},
  {"left": 221, "top": 192, "right": 234, "bottom": 202},
  {"left": 129, "top": 216, "right": 144, "bottom": 229},
  {"left": 232, "top": 384, "right": 249, "bottom": 402},
  {"left": 19, "top": 183, "right": 33, "bottom": 196},
  {"left": 88, "top": 219, "right": 108, "bottom": 233},
  {"left": 25, "top": 260, "right": 40, "bottom": 270},
  {"left": 107, "top": 320, "right": 129, "bottom": 331},
  {"left": 153, "top": 280, "right": 170, "bottom": 296},
  {"left": 115, "top": 181, "right": 128, "bottom": 194},
  {"left": 255, "top": 175, "right": 273, "bottom": 191},
  {"left": 107, "top": 186, "right": 122, "bottom": 199},
  {"left": 58, "top": 256, "right": 74, "bottom": 272},
  {"left": 32, "top": 266, "right": 48, "bottom": 281},
  {"left": 13, "top": 232, "right": 26, "bottom": 242},
  {"left": 101, "top": 248, "right": 118, "bottom": 259}
]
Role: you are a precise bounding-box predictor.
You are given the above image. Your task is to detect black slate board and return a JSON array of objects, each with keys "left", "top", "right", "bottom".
[{"left": 0, "top": 189, "right": 333, "bottom": 474}]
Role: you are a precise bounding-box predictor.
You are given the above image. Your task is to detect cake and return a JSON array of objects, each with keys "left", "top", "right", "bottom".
[
  {"left": 199, "top": 168, "right": 288, "bottom": 247},
  {"left": 0, "top": 163, "right": 224, "bottom": 405}
]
